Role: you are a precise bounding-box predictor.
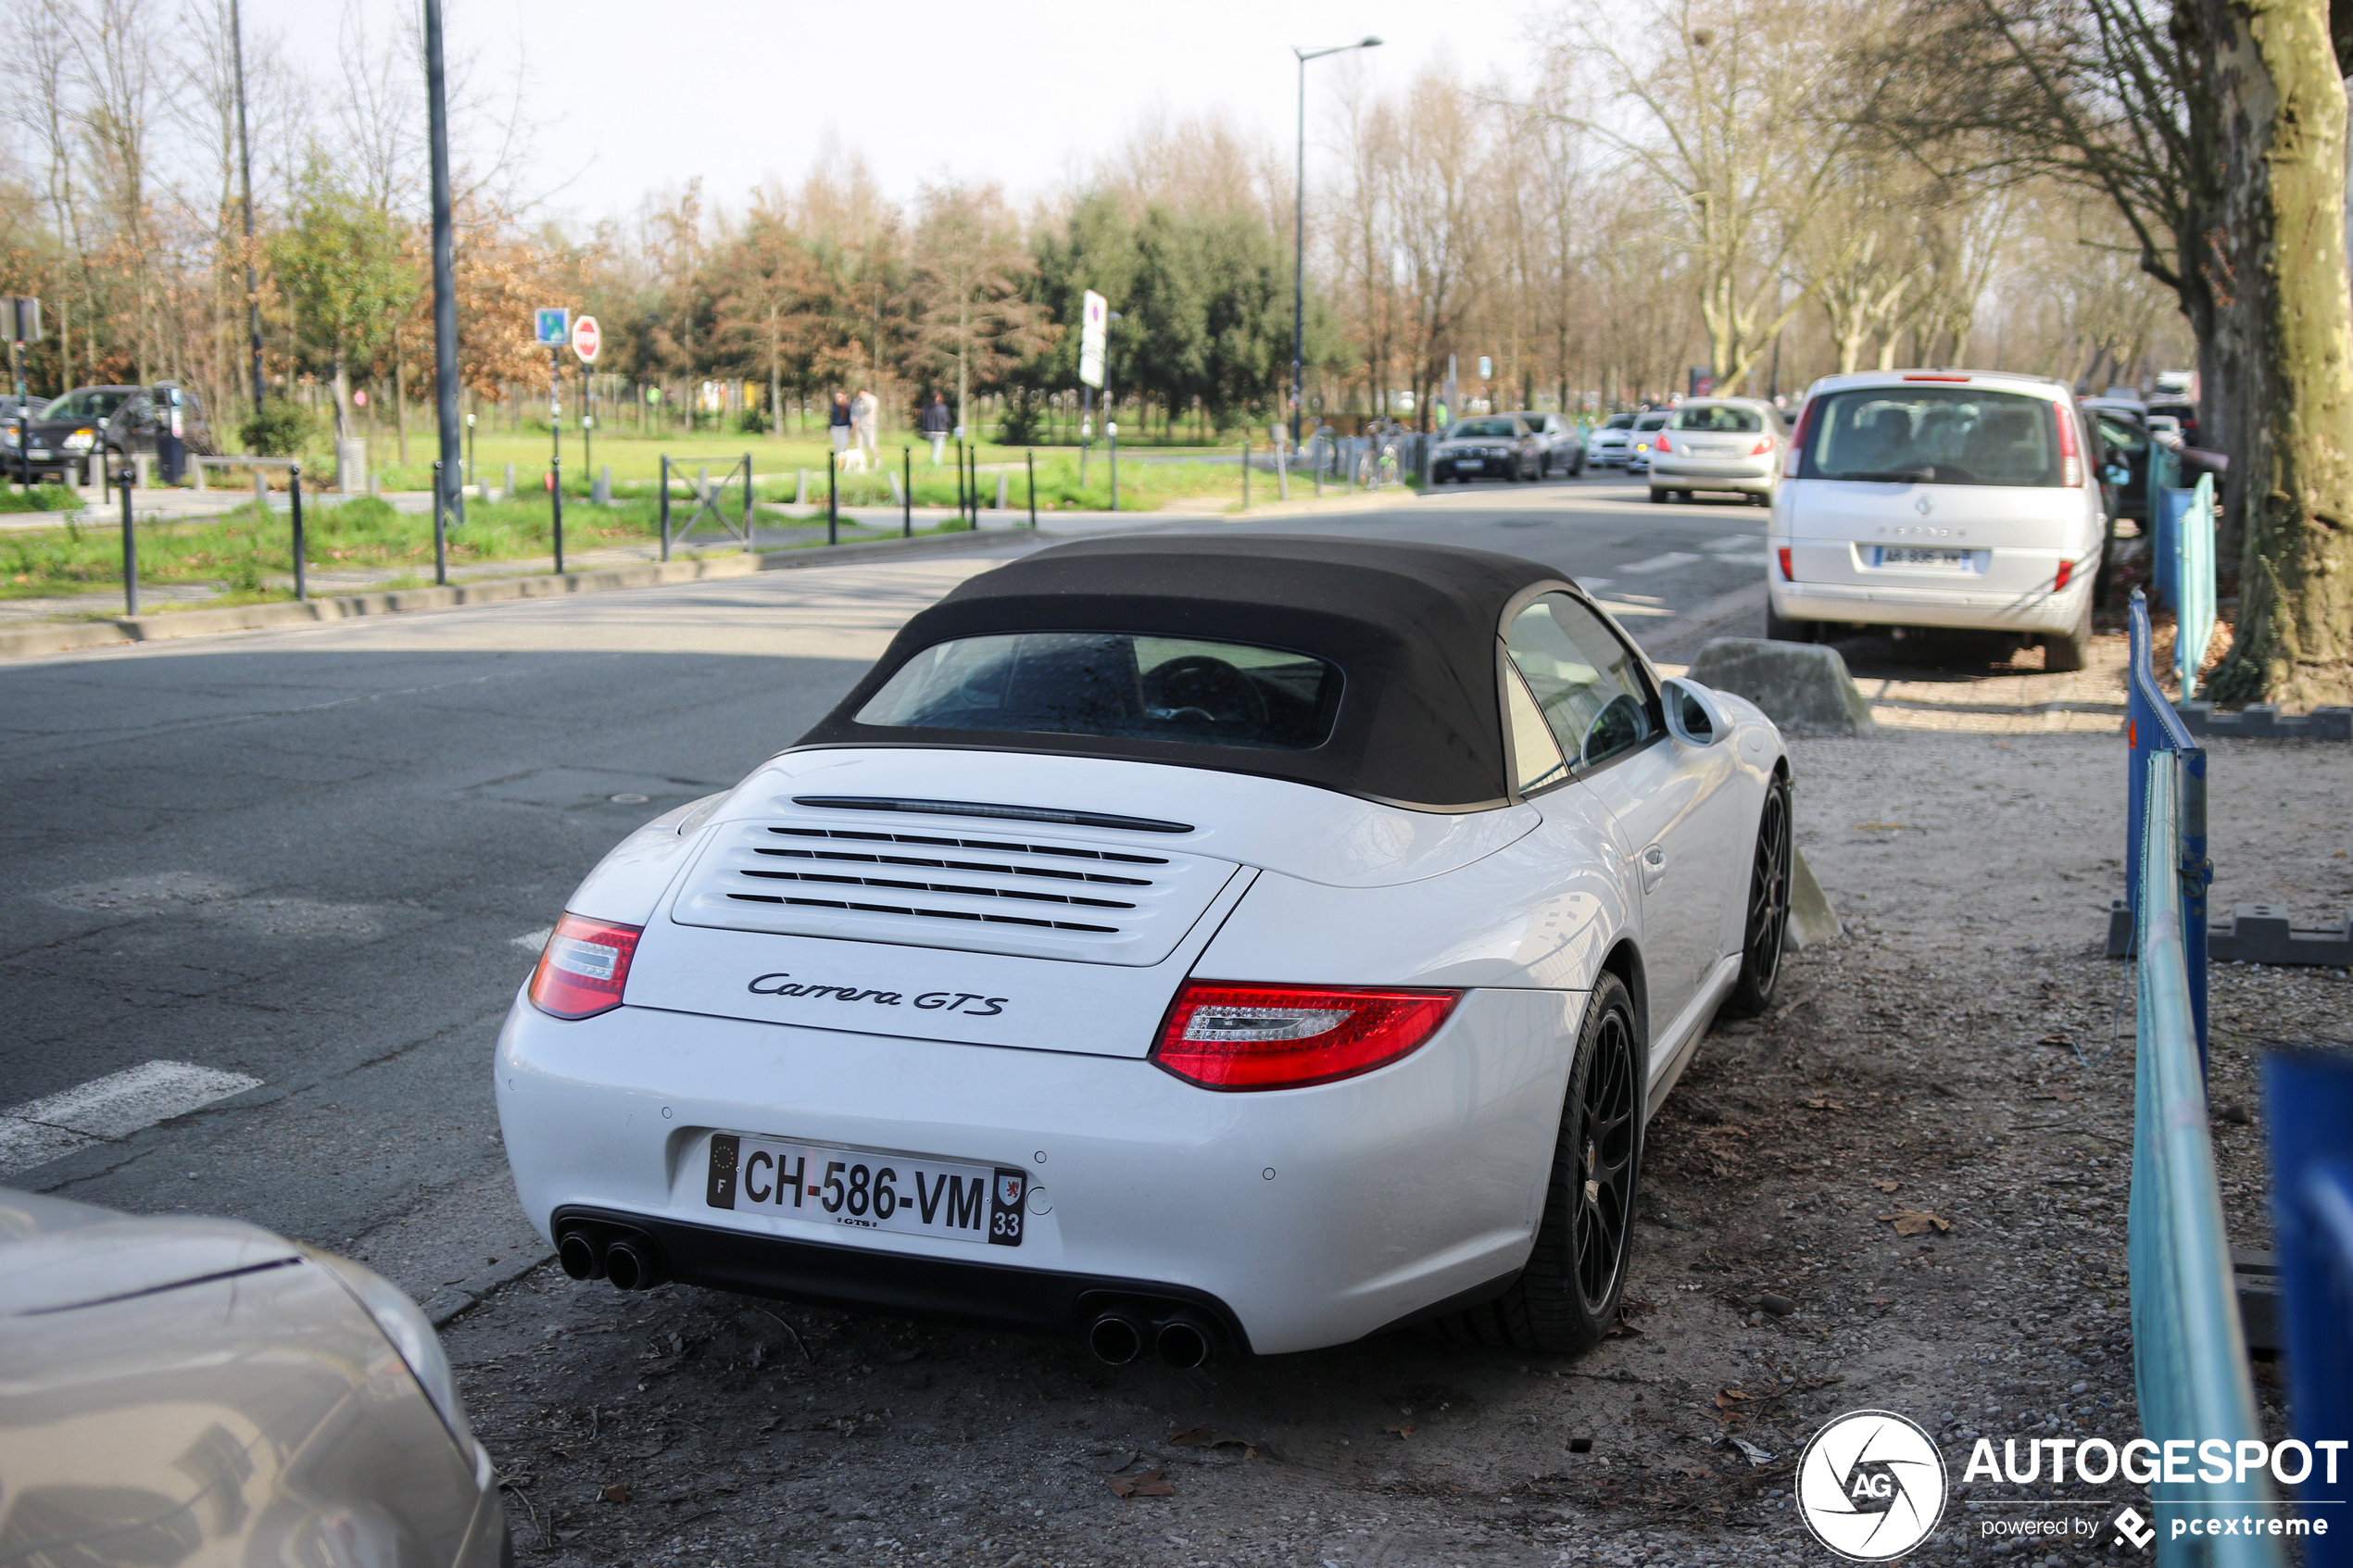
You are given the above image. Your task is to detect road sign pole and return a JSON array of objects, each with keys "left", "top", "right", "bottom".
[
  {"left": 119, "top": 462, "right": 138, "bottom": 617},
  {"left": 549, "top": 345, "right": 564, "bottom": 575}
]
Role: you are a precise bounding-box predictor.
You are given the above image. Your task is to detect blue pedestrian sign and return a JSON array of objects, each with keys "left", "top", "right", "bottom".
[{"left": 534, "top": 307, "right": 571, "bottom": 345}]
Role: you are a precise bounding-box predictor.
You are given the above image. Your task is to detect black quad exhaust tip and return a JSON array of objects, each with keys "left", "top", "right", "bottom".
[
  {"left": 602, "top": 1236, "right": 668, "bottom": 1292},
  {"left": 1087, "top": 1310, "right": 1147, "bottom": 1365},
  {"left": 556, "top": 1231, "right": 604, "bottom": 1281},
  {"left": 1154, "top": 1311, "right": 1214, "bottom": 1369}
]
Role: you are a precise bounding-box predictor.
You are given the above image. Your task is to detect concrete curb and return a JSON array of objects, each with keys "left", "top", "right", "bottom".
[
  {"left": 424, "top": 1248, "right": 560, "bottom": 1328},
  {"left": 0, "top": 525, "right": 1017, "bottom": 662},
  {"left": 1687, "top": 637, "right": 1881, "bottom": 736},
  {"left": 1787, "top": 847, "right": 1843, "bottom": 949}
]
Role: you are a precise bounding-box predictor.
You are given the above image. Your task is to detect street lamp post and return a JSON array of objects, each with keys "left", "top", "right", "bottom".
[{"left": 1291, "top": 36, "right": 1381, "bottom": 446}]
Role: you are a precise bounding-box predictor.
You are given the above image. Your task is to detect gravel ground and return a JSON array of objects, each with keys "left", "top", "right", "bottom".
[{"left": 449, "top": 636, "right": 2351, "bottom": 1568}]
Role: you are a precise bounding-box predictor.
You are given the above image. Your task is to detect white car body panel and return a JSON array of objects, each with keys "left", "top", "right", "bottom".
[{"left": 499, "top": 682, "right": 1789, "bottom": 1353}]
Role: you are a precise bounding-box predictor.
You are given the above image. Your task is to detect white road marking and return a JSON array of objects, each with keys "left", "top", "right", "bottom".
[
  {"left": 1594, "top": 599, "right": 1672, "bottom": 619},
  {"left": 0, "top": 1060, "right": 263, "bottom": 1173},
  {"left": 1579, "top": 578, "right": 1613, "bottom": 592},
  {"left": 513, "top": 927, "right": 554, "bottom": 952},
  {"left": 1623, "top": 552, "right": 1701, "bottom": 575},
  {"left": 1705, "top": 534, "right": 1759, "bottom": 553}
]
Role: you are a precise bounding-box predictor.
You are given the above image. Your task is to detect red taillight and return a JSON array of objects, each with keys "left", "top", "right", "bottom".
[
  {"left": 528, "top": 914, "right": 642, "bottom": 1019},
  {"left": 1903, "top": 372, "right": 1971, "bottom": 383},
  {"left": 2056, "top": 403, "right": 2082, "bottom": 487},
  {"left": 2055, "top": 558, "right": 2074, "bottom": 592},
  {"left": 1784, "top": 399, "right": 1817, "bottom": 479},
  {"left": 1748, "top": 437, "right": 1774, "bottom": 457},
  {"left": 1150, "top": 981, "right": 1462, "bottom": 1091},
  {"left": 1655, "top": 433, "right": 1672, "bottom": 454},
  {"left": 1778, "top": 546, "right": 1794, "bottom": 581}
]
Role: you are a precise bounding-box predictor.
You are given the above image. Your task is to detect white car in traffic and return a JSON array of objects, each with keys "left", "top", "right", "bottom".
[
  {"left": 1768, "top": 370, "right": 2107, "bottom": 671},
  {"left": 497, "top": 536, "right": 1793, "bottom": 1362},
  {"left": 1650, "top": 397, "right": 1786, "bottom": 505}
]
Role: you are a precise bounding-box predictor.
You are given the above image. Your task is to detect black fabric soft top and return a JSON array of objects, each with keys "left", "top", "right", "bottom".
[{"left": 794, "top": 533, "right": 1573, "bottom": 810}]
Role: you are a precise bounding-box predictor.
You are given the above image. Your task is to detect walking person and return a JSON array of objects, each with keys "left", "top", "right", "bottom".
[
  {"left": 828, "top": 390, "right": 852, "bottom": 453},
  {"left": 919, "top": 392, "right": 951, "bottom": 465},
  {"left": 853, "top": 386, "right": 881, "bottom": 466}
]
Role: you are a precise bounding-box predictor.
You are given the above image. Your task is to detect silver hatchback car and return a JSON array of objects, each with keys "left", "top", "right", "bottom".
[
  {"left": 1649, "top": 397, "right": 1787, "bottom": 504},
  {"left": 0, "top": 1188, "right": 508, "bottom": 1567}
]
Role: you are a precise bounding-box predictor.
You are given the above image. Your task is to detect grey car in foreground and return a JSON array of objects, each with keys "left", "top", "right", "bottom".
[{"left": 0, "top": 1188, "right": 508, "bottom": 1567}]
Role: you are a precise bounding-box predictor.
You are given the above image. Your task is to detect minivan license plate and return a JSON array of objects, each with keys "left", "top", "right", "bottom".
[
  {"left": 1878, "top": 546, "right": 1969, "bottom": 569},
  {"left": 706, "top": 1132, "right": 1026, "bottom": 1247}
]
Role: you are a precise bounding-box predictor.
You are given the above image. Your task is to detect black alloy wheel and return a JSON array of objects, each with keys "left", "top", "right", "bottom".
[
  {"left": 1724, "top": 774, "right": 1793, "bottom": 1016},
  {"left": 1440, "top": 971, "right": 1642, "bottom": 1355}
]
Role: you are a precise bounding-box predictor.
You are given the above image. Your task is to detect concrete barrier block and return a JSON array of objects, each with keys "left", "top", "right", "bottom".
[
  {"left": 1687, "top": 637, "right": 1879, "bottom": 735},
  {"left": 1786, "top": 846, "right": 1842, "bottom": 950}
]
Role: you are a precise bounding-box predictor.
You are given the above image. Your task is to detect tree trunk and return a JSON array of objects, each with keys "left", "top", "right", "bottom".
[{"left": 2197, "top": 0, "right": 2353, "bottom": 706}]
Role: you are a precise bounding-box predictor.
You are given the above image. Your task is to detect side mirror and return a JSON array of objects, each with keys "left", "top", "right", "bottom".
[{"left": 1662, "top": 677, "right": 1729, "bottom": 746}]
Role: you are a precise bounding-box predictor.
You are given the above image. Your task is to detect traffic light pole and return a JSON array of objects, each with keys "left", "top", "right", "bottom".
[{"left": 549, "top": 345, "right": 564, "bottom": 575}]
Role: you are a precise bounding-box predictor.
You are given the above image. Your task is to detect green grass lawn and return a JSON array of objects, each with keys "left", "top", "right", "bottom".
[{"left": 0, "top": 493, "right": 971, "bottom": 605}]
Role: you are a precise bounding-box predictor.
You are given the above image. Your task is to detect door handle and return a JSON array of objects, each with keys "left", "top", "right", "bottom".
[{"left": 1641, "top": 843, "right": 1667, "bottom": 893}]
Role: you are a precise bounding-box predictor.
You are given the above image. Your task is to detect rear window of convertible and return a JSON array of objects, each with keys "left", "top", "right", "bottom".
[{"left": 853, "top": 633, "right": 1343, "bottom": 750}]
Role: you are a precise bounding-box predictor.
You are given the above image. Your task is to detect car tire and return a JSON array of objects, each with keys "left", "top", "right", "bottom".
[
  {"left": 2045, "top": 594, "right": 2094, "bottom": 673},
  {"left": 1765, "top": 605, "right": 1816, "bottom": 643},
  {"left": 1649, "top": 488, "right": 1667, "bottom": 504},
  {"left": 1721, "top": 773, "right": 1793, "bottom": 1017},
  {"left": 1441, "top": 972, "right": 1642, "bottom": 1356}
]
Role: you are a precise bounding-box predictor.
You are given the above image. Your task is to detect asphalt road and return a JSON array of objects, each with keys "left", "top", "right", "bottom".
[{"left": 0, "top": 471, "right": 1773, "bottom": 1539}]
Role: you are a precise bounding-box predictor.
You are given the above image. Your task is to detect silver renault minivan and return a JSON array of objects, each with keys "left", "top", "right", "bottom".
[{"left": 1767, "top": 370, "right": 2105, "bottom": 671}]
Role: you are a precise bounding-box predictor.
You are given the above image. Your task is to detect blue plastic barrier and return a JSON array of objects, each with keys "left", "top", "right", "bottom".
[
  {"left": 2131, "top": 751, "right": 2282, "bottom": 1562},
  {"left": 2176, "top": 475, "right": 2217, "bottom": 700},
  {"left": 2264, "top": 1048, "right": 2353, "bottom": 1566},
  {"left": 2125, "top": 591, "right": 2210, "bottom": 1058}
]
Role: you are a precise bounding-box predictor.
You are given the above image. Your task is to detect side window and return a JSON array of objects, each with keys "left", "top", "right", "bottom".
[
  {"left": 1505, "top": 594, "right": 1658, "bottom": 771},
  {"left": 1505, "top": 662, "right": 1568, "bottom": 795}
]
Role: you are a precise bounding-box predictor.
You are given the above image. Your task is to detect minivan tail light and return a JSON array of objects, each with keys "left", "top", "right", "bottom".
[
  {"left": 1151, "top": 981, "right": 1462, "bottom": 1090},
  {"left": 1778, "top": 546, "right": 1794, "bottom": 581},
  {"left": 2054, "top": 558, "right": 2074, "bottom": 593},
  {"left": 529, "top": 914, "right": 642, "bottom": 1019},
  {"left": 1655, "top": 433, "right": 1672, "bottom": 454},
  {"left": 2056, "top": 403, "right": 2082, "bottom": 487},
  {"left": 1784, "top": 399, "right": 1817, "bottom": 479}
]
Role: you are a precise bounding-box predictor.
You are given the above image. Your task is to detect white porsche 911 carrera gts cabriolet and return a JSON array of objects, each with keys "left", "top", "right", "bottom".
[{"left": 497, "top": 535, "right": 1792, "bottom": 1364}]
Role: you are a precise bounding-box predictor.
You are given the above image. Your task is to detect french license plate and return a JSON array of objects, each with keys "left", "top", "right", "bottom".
[
  {"left": 1456, "top": 458, "right": 1484, "bottom": 470},
  {"left": 1878, "top": 546, "right": 1969, "bottom": 569},
  {"left": 705, "top": 1132, "right": 1026, "bottom": 1247},
  {"left": 28, "top": 449, "right": 47, "bottom": 459}
]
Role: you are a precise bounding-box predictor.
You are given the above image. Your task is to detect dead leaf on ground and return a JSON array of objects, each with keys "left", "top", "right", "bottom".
[
  {"left": 1170, "top": 1424, "right": 1252, "bottom": 1449},
  {"left": 598, "top": 1484, "right": 629, "bottom": 1504},
  {"left": 1873, "top": 1180, "right": 1901, "bottom": 1193},
  {"left": 1714, "top": 1389, "right": 1752, "bottom": 1409},
  {"left": 1108, "top": 1469, "right": 1175, "bottom": 1499},
  {"left": 2030, "top": 1088, "right": 2080, "bottom": 1102},
  {"left": 1878, "top": 1210, "right": 1951, "bottom": 1236},
  {"left": 1801, "top": 1097, "right": 1846, "bottom": 1111},
  {"left": 2037, "top": 1034, "right": 2074, "bottom": 1047},
  {"left": 1385, "top": 1424, "right": 1418, "bottom": 1439}
]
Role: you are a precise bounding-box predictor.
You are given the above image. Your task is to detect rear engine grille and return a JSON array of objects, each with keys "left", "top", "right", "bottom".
[{"left": 672, "top": 817, "right": 1238, "bottom": 964}]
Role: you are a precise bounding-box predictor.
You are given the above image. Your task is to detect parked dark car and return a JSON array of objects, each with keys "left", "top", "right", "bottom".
[
  {"left": 10, "top": 383, "right": 215, "bottom": 483},
  {"left": 2087, "top": 405, "right": 2154, "bottom": 523},
  {"left": 2145, "top": 397, "right": 2198, "bottom": 446},
  {"left": 1431, "top": 415, "right": 1540, "bottom": 483}
]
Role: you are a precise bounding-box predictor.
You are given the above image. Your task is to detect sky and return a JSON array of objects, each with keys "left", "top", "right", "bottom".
[{"left": 244, "top": 0, "right": 1546, "bottom": 221}]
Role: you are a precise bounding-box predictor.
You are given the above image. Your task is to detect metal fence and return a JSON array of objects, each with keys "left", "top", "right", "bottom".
[{"left": 2124, "top": 591, "right": 2282, "bottom": 1563}]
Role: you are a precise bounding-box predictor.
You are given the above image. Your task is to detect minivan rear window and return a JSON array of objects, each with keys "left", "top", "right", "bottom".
[
  {"left": 1803, "top": 387, "right": 2061, "bottom": 487},
  {"left": 854, "top": 633, "right": 1342, "bottom": 750}
]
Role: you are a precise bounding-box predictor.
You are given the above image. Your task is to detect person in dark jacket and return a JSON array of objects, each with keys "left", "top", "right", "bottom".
[
  {"left": 918, "top": 392, "right": 951, "bottom": 464},
  {"left": 828, "top": 391, "right": 852, "bottom": 452}
]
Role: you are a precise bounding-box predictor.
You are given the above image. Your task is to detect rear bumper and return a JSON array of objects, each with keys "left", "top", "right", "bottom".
[
  {"left": 1768, "top": 571, "right": 2091, "bottom": 633},
  {"left": 1654, "top": 458, "right": 1774, "bottom": 492},
  {"left": 496, "top": 985, "right": 1579, "bottom": 1354},
  {"left": 556, "top": 1204, "right": 1254, "bottom": 1350}
]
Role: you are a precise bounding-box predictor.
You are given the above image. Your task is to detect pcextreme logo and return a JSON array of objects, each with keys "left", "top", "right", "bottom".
[{"left": 1795, "top": 1411, "right": 1949, "bottom": 1561}]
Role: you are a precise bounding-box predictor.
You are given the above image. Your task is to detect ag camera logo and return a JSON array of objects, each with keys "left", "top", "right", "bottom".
[{"left": 1796, "top": 1410, "right": 1949, "bottom": 1560}]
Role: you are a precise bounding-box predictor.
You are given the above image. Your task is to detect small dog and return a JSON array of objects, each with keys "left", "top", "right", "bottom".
[{"left": 839, "top": 447, "right": 871, "bottom": 474}]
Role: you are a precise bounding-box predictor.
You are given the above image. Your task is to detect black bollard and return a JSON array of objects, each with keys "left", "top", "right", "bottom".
[
  {"left": 119, "top": 465, "right": 137, "bottom": 617},
  {"left": 289, "top": 463, "right": 307, "bottom": 602}
]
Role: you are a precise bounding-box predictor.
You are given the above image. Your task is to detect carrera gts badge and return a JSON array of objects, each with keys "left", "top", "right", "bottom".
[{"left": 746, "top": 974, "right": 1007, "bottom": 1016}]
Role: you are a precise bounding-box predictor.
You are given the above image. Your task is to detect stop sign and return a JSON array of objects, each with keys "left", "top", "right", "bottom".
[{"left": 571, "top": 315, "right": 600, "bottom": 363}]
